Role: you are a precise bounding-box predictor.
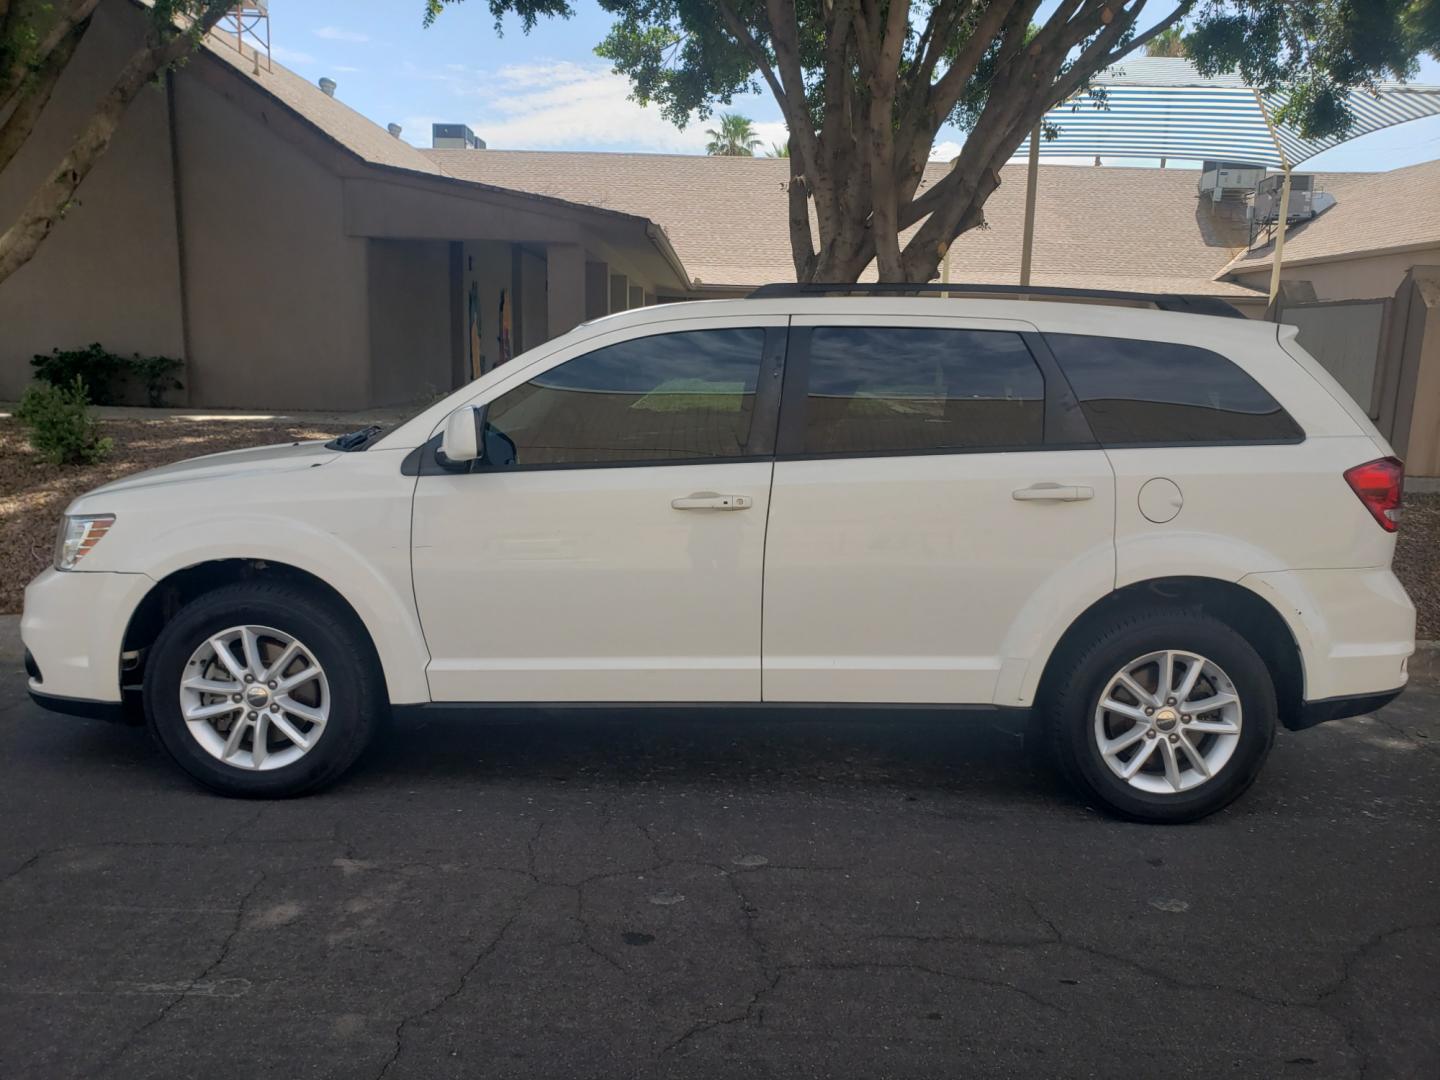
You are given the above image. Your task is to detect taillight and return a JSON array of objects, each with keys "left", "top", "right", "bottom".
[{"left": 1343, "top": 456, "right": 1404, "bottom": 532}]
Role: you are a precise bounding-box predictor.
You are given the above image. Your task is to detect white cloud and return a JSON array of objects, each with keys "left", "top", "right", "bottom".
[
  {"left": 315, "top": 26, "right": 369, "bottom": 43},
  {"left": 333, "top": 65, "right": 363, "bottom": 74},
  {"left": 270, "top": 45, "right": 317, "bottom": 66},
  {"left": 930, "top": 140, "right": 962, "bottom": 162},
  {"left": 413, "top": 60, "right": 778, "bottom": 154}
]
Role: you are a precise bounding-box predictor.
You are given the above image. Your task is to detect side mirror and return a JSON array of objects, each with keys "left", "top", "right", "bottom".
[{"left": 437, "top": 407, "right": 481, "bottom": 469}]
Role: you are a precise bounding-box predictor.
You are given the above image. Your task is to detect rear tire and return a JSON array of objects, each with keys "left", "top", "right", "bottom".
[
  {"left": 1044, "top": 610, "right": 1276, "bottom": 823},
  {"left": 143, "top": 581, "right": 385, "bottom": 797}
]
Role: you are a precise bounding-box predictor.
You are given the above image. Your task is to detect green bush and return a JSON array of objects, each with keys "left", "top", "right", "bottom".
[
  {"left": 16, "top": 377, "right": 113, "bottom": 466},
  {"left": 31, "top": 344, "right": 184, "bottom": 407},
  {"left": 32, "top": 344, "right": 127, "bottom": 404}
]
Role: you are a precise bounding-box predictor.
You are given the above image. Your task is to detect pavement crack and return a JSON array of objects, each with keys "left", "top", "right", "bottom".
[
  {"left": 93, "top": 871, "right": 269, "bottom": 1075},
  {"left": 374, "top": 885, "right": 540, "bottom": 1079}
]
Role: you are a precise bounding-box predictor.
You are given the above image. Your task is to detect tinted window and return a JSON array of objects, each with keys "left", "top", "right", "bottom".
[
  {"left": 484, "top": 329, "right": 765, "bottom": 466},
  {"left": 801, "top": 328, "right": 1044, "bottom": 454},
  {"left": 1047, "top": 333, "right": 1302, "bottom": 445}
]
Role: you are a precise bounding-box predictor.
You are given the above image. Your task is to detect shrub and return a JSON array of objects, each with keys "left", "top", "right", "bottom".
[
  {"left": 31, "top": 344, "right": 184, "bottom": 407},
  {"left": 16, "top": 377, "right": 113, "bottom": 466},
  {"left": 32, "top": 344, "right": 127, "bottom": 404},
  {"left": 128, "top": 353, "right": 185, "bottom": 407}
]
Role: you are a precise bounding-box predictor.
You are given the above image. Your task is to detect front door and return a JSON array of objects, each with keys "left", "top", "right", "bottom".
[
  {"left": 411, "top": 320, "right": 786, "bottom": 703},
  {"left": 761, "top": 317, "right": 1116, "bottom": 705}
]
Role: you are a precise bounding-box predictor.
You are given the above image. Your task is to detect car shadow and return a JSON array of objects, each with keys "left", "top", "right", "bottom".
[{"left": 353, "top": 705, "right": 1073, "bottom": 806}]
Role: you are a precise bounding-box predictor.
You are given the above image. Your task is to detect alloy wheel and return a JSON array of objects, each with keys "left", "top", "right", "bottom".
[
  {"left": 1092, "top": 649, "right": 1243, "bottom": 795},
  {"left": 178, "top": 625, "right": 330, "bottom": 771}
]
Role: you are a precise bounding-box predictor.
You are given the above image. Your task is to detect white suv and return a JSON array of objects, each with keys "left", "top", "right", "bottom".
[{"left": 21, "top": 293, "right": 1415, "bottom": 821}]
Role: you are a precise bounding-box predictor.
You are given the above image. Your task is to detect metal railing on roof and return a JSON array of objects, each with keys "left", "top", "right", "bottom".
[{"left": 746, "top": 282, "right": 1247, "bottom": 319}]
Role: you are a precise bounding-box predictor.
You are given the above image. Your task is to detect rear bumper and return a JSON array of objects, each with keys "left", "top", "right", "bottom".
[
  {"left": 1291, "top": 686, "right": 1405, "bottom": 731},
  {"left": 1241, "top": 567, "right": 1415, "bottom": 703}
]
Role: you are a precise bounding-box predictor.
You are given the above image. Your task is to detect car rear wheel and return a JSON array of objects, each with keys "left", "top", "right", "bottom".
[
  {"left": 144, "top": 581, "right": 384, "bottom": 797},
  {"left": 1045, "top": 610, "right": 1276, "bottom": 823}
]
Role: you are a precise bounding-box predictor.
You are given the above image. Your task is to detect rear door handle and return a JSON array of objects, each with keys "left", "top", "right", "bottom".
[
  {"left": 672, "top": 492, "right": 753, "bottom": 511},
  {"left": 1012, "top": 483, "right": 1094, "bottom": 502}
]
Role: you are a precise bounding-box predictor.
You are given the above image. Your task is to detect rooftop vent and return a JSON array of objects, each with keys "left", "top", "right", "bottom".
[
  {"left": 318, "top": 76, "right": 336, "bottom": 97},
  {"left": 387, "top": 123, "right": 403, "bottom": 138},
  {"left": 432, "top": 123, "right": 485, "bottom": 150}
]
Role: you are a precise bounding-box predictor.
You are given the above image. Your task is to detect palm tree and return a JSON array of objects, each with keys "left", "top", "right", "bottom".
[
  {"left": 705, "top": 113, "right": 762, "bottom": 156},
  {"left": 1145, "top": 26, "right": 1187, "bottom": 57},
  {"left": 767, "top": 142, "right": 790, "bottom": 158}
]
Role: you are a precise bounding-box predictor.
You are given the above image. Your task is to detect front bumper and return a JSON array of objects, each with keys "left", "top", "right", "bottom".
[{"left": 21, "top": 568, "right": 154, "bottom": 705}]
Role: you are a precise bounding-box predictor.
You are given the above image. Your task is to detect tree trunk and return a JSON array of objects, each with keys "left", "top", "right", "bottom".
[{"left": 0, "top": 6, "right": 225, "bottom": 287}]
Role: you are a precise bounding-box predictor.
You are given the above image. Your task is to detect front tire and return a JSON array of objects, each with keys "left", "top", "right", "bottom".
[
  {"left": 144, "top": 581, "right": 385, "bottom": 797},
  {"left": 1045, "top": 610, "right": 1277, "bottom": 823}
]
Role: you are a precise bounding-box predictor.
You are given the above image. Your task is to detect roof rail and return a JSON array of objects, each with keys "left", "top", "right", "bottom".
[{"left": 746, "top": 282, "right": 1248, "bottom": 319}]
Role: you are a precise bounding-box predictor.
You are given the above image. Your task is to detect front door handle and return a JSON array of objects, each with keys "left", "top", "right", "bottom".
[
  {"left": 1012, "top": 483, "right": 1095, "bottom": 502},
  {"left": 672, "top": 492, "right": 753, "bottom": 511}
]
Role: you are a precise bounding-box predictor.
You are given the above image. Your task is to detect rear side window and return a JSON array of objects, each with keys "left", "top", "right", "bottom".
[
  {"left": 1047, "top": 333, "right": 1302, "bottom": 446},
  {"left": 799, "top": 327, "right": 1045, "bottom": 454},
  {"left": 484, "top": 328, "right": 765, "bottom": 466}
]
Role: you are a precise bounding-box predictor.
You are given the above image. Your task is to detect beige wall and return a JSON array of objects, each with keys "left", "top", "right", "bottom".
[
  {"left": 0, "top": 1, "right": 184, "bottom": 400},
  {"left": 1232, "top": 248, "right": 1440, "bottom": 303},
  {"left": 367, "top": 240, "right": 453, "bottom": 406},
  {"left": 172, "top": 71, "right": 370, "bottom": 409}
]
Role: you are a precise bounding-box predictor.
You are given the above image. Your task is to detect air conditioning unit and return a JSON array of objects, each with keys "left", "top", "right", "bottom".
[
  {"left": 1252, "top": 172, "right": 1316, "bottom": 224},
  {"left": 1198, "top": 160, "right": 1267, "bottom": 202}
]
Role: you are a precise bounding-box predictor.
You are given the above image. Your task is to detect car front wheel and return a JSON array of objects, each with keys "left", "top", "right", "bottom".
[{"left": 143, "top": 581, "right": 384, "bottom": 797}]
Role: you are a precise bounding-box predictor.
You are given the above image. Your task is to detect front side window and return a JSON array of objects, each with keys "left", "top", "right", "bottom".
[
  {"left": 483, "top": 328, "right": 766, "bottom": 466},
  {"left": 1046, "top": 333, "right": 1303, "bottom": 446},
  {"left": 799, "top": 327, "right": 1045, "bottom": 455}
]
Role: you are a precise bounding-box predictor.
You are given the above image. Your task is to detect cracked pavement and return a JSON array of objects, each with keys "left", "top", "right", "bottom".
[{"left": 1, "top": 642, "right": 1437, "bottom": 1078}]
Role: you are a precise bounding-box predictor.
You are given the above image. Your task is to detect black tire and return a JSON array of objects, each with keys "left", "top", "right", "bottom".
[
  {"left": 1043, "top": 609, "right": 1276, "bottom": 823},
  {"left": 143, "top": 581, "right": 386, "bottom": 797}
]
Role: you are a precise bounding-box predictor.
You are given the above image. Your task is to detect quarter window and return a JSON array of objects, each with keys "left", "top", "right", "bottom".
[
  {"left": 799, "top": 327, "right": 1045, "bottom": 455},
  {"left": 1046, "top": 333, "right": 1302, "bottom": 445},
  {"left": 483, "top": 328, "right": 766, "bottom": 466}
]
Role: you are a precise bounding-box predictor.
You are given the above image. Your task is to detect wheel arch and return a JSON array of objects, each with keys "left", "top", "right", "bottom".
[
  {"left": 1032, "top": 576, "right": 1307, "bottom": 730},
  {"left": 122, "top": 558, "right": 426, "bottom": 706}
]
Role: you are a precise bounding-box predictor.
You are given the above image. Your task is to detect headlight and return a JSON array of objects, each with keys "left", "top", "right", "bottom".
[{"left": 54, "top": 514, "right": 115, "bottom": 570}]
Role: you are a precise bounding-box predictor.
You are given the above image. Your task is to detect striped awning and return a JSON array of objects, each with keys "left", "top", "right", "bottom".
[{"left": 1018, "top": 57, "right": 1440, "bottom": 168}]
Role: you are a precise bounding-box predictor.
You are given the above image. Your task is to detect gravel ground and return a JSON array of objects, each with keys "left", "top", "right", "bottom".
[
  {"left": 1396, "top": 493, "right": 1440, "bottom": 640},
  {"left": 0, "top": 417, "right": 337, "bottom": 614},
  {"left": 3, "top": 415, "right": 1438, "bottom": 636}
]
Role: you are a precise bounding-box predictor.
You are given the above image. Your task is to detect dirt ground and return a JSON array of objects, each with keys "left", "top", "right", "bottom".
[
  {"left": 0, "top": 417, "right": 337, "bottom": 614},
  {"left": 3, "top": 416, "right": 1437, "bottom": 637}
]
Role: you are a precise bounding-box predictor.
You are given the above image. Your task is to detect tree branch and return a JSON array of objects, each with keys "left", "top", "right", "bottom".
[
  {"left": 0, "top": 10, "right": 91, "bottom": 175},
  {"left": 0, "top": 0, "right": 99, "bottom": 115},
  {"left": 0, "top": 1, "right": 230, "bottom": 286}
]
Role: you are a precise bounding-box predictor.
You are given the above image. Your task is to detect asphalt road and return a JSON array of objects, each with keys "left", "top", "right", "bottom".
[{"left": 2, "top": 635, "right": 1437, "bottom": 1079}]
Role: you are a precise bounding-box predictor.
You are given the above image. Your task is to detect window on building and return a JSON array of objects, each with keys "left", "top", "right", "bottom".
[
  {"left": 799, "top": 327, "right": 1045, "bottom": 455},
  {"left": 1046, "top": 333, "right": 1302, "bottom": 445},
  {"left": 483, "top": 328, "right": 766, "bottom": 466}
]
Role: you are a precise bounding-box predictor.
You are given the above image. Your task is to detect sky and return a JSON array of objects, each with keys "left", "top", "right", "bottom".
[{"left": 260, "top": 0, "right": 1440, "bottom": 171}]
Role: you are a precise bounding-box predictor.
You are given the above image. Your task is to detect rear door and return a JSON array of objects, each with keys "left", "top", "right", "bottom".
[{"left": 761, "top": 315, "right": 1115, "bottom": 705}]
